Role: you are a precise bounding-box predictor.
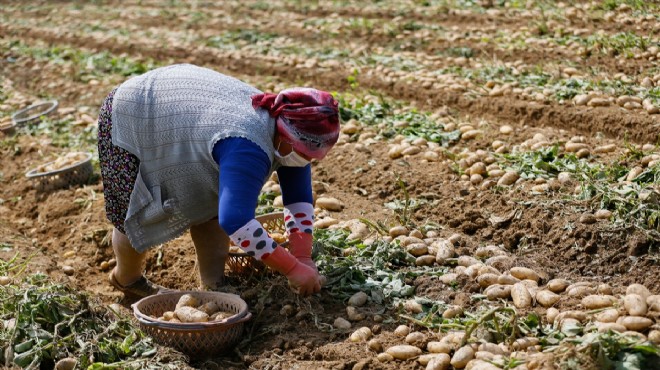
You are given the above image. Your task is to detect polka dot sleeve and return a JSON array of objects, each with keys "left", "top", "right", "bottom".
[
  {"left": 228, "top": 219, "right": 278, "bottom": 260},
  {"left": 283, "top": 202, "right": 314, "bottom": 235}
]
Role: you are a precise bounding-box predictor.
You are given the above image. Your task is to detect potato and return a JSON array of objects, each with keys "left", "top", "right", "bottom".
[
  {"left": 417, "top": 353, "right": 439, "bottom": 366},
  {"left": 581, "top": 295, "right": 617, "bottom": 309},
  {"left": 349, "top": 327, "right": 372, "bottom": 342},
  {"left": 405, "top": 331, "right": 426, "bottom": 345},
  {"left": 512, "top": 337, "right": 539, "bottom": 351},
  {"left": 0, "top": 276, "right": 11, "bottom": 286},
  {"left": 426, "top": 353, "right": 450, "bottom": 370},
  {"left": 536, "top": 290, "right": 560, "bottom": 307},
  {"left": 497, "top": 171, "right": 519, "bottom": 186},
  {"left": 333, "top": 317, "right": 351, "bottom": 329},
  {"left": 478, "top": 342, "right": 505, "bottom": 355},
  {"left": 616, "top": 316, "right": 653, "bottom": 331},
  {"left": 567, "top": 285, "right": 596, "bottom": 297},
  {"left": 346, "top": 306, "right": 365, "bottom": 321},
  {"left": 394, "top": 325, "right": 411, "bottom": 337},
  {"left": 270, "top": 233, "right": 287, "bottom": 244},
  {"left": 210, "top": 311, "right": 234, "bottom": 321},
  {"left": 555, "top": 310, "right": 587, "bottom": 324},
  {"left": 450, "top": 345, "right": 475, "bottom": 368},
  {"left": 442, "top": 306, "right": 463, "bottom": 319},
  {"left": 649, "top": 330, "right": 660, "bottom": 344},
  {"left": 511, "top": 283, "right": 532, "bottom": 308},
  {"left": 163, "top": 311, "right": 176, "bottom": 321},
  {"left": 477, "top": 273, "right": 499, "bottom": 288},
  {"left": 546, "top": 278, "right": 570, "bottom": 293},
  {"left": 174, "top": 306, "right": 209, "bottom": 323},
  {"left": 315, "top": 197, "right": 343, "bottom": 211},
  {"left": 389, "top": 226, "right": 408, "bottom": 237},
  {"left": 485, "top": 285, "right": 511, "bottom": 300},
  {"left": 596, "top": 322, "right": 626, "bottom": 333},
  {"left": 403, "top": 300, "right": 423, "bottom": 314},
  {"left": 458, "top": 256, "right": 480, "bottom": 267},
  {"left": 497, "top": 274, "right": 519, "bottom": 285},
  {"left": 624, "top": 294, "right": 647, "bottom": 316},
  {"left": 647, "top": 295, "right": 660, "bottom": 311},
  {"left": 546, "top": 307, "right": 560, "bottom": 324},
  {"left": 367, "top": 339, "right": 382, "bottom": 352},
  {"left": 435, "top": 240, "right": 455, "bottom": 264},
  {"left": 626, "top": 284, "right": 651, "bottom": 299},
  {"left": 594, "top": 308, "right": 620, "bottom": 323},
  {"left": 54, "top": 358, "right": 77, "bottom": 370},
  {"left": 386, "top": 344, "right": 422, "bottom": 360},
  {"left": 467, "top": 360, "right": 501, "bottom": 370},
  {"left": 197, "top": 301, "right": 220, "bottom": 315},
  {"left": 176, "top": 294, "right": 199, "bottom": 310},
  {"left": 348, "top": 291, "right": 368, "bottom": 307},
  {"left": 509, "top": 267, "right": 540, "bottom": 282},
  {"left": 427, "top": 341, "right": 452, "bottom": 354},
  {"left": 407, "top": 243, "right": 429, "bottom": 257},
  {"left": 377, "top": 353, "right": 394, "bottom": 362}
]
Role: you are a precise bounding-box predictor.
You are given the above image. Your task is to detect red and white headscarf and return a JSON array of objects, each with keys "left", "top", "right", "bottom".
[{"left": 252, "top": 88, "right": 340, "bottom": 160}]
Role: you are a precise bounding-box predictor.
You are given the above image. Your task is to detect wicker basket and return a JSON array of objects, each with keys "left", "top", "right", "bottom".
[
  {"left": 11, "top": 100, "right": 59, "bottom": 126},
  {"left": 225, "top": 212, "right": 286, "bottom": 276},
  {"left": 25, "top": 152, "right": 93, "bottom": 192},
  {"left": 132, "top": 291, "right": 252, "bottom": 358}
]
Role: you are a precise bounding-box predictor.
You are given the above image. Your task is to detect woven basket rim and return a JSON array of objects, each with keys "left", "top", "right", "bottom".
[
  {"left": 132, "top": 290, "right": 250, "bottom": 331},
  {"left": 25, "top": 152, "right": 93, "bottom": 178}
]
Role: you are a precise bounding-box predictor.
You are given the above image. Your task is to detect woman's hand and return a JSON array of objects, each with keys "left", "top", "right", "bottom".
[
  {"left": 261, "top": 245, "right": 321, "bottom": 296},
  {"left": 284, "top": 262, "right": 322, "bottom": 296}
]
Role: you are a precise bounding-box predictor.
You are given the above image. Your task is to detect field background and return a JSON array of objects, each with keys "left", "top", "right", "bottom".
[{"left": 0, "top": 1, "right": 659, "bottom": 369}]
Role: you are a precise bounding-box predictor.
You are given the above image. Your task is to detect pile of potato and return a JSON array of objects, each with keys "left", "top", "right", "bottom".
[
  {"left": 152, "top": 294, "right": 234, "bottom": 323},
  {"left": 335, "top": 225, "right": 659, "bottom": 369},
  {"left": 34, "top": 152, "right": 88, "bottom": 173}
]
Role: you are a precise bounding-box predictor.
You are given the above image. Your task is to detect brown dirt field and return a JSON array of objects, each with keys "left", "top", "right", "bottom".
[{"left": 1, "top": 1, "right": 659, "bottom": 369}]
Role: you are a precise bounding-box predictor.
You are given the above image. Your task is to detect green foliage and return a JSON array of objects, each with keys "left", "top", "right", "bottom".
[
  {"left": 5, "top": 41, "right": 161, "bottom": 82},
  {"left": 338, "top": 94, "right": 461, "bottom": 145},
  {"left": 500, "top": 146, "right": 660, "bottom": 241},
  {"left": 0, "top": 256, "right": 186, "bottom": 369},
  {"left": 557, "top": 331, "right": 660, "bottom": 370},
  {"left": 256, "top": 190, "right": 281, "bottom": 215},
  {"left": 314, "top": 228, "right": 430, "bottom": 302}
]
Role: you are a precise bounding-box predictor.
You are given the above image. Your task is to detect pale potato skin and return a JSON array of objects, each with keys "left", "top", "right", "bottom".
[
  {"left": 197, "top": 301, "right": 220, "bottom": 315},
  {"left": 175, "top": 294, "right": 199, "bottom": 310},
  {"left": 386, "top": 345, "right": 422, "bottom": 360},
  {"left": 175, "top": 306, "right": 209, "bottom": 323}
]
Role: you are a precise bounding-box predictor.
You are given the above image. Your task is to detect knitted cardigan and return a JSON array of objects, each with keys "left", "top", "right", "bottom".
[{"left": 111, "top": 64, "right": 276, "bottom": 252}]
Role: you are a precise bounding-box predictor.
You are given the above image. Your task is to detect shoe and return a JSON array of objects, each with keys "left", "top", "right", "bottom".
[{"left": 108, "top": 270, "right": 166, "bottom": 299}]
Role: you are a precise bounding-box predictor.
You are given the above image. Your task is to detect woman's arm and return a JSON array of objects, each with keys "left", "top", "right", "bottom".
[
  {"left": 277, "top": 165, "right": 315, "bottom": 234},
  {"left": 213, "top": 137, "right": 277, "bottom": 259}
]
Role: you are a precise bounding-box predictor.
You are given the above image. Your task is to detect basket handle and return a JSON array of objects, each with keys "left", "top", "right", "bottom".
[{"left": 135, "top": 311, "right": 252, "bottom": 330}]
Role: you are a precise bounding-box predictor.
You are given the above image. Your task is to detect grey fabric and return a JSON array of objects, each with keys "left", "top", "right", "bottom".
[{"left": 111, "top": 64, "right": 276, "bottom": 252}]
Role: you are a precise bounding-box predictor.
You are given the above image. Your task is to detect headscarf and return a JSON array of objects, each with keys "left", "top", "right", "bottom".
[{"left": 252, "top": 87, "right": 340, "bottom": 160}]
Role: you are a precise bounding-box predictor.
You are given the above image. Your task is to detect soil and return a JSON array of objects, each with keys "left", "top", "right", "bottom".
[{"left": 0, "top": 1, "right": 659, "bottom": 369}]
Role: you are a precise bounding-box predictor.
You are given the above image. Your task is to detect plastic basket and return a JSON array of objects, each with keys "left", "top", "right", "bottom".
[
  {"left": 225, "top": 212, "right": 286, "bottom": 276},
  {"left": 132, "top": 291, "right": 252, "bottom": 357},
  {"left": 25, "top": 152, "right": 93, "bottom": 192},
  {"left": 11, "top": 100, "right": 59, "bottom": 126},
  {"left": 0, "top": 121, "right": 16, "bottom": 135}
]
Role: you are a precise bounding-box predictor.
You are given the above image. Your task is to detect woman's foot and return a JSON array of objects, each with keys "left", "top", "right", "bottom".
[{"left": 108, "top": 269, "right": 165, "bottom": 298}]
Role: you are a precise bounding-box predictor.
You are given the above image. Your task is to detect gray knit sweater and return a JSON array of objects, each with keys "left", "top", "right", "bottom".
[{"left": 111, "top": 64, "right": 276, "bottom": 252}]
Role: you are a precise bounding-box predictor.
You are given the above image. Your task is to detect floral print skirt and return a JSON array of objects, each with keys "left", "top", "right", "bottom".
[{"left": 97, "top": 88, "right": 139, "bottom": 233}]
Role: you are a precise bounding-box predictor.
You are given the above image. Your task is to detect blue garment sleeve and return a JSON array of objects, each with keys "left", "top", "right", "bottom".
[
  {"left": 277, "top": 164, "right": 313, "bottom": 205},
  {"left": 213, "top": 138, "right": 271, "bottom": 235}
]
